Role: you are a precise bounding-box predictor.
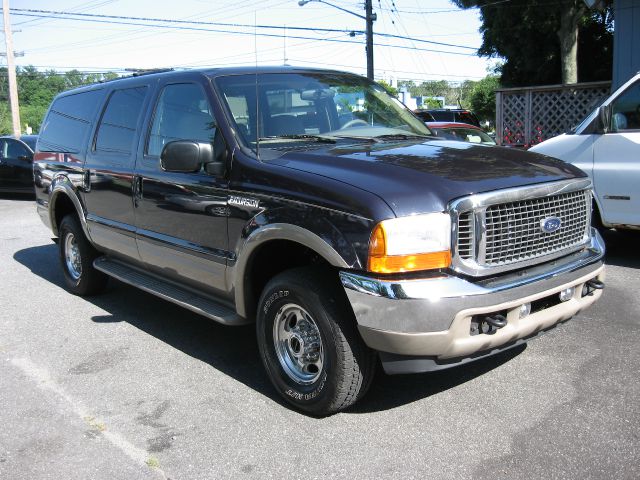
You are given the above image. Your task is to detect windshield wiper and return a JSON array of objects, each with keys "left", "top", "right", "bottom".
[
  {"left": 258, "top": 134, "right": 336, "bottom": 144},
  {"left": 372, "top": 133, "right": 429, "bottom": 141},
  {"left": 333, "top": 133, "right": 428, "bottom": 143}
]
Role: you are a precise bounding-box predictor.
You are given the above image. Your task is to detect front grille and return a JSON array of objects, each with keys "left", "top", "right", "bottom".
[
  {"left": 483, "top": 190, "right": 589, "bottom": 265},
  {"left": 457, "top": 212, "right": 474, "bottom": 260},
  {"left": 453, "top": 185, "right": 591, "bottom": 275}
]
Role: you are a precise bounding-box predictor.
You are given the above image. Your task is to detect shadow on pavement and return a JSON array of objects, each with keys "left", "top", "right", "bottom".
[
  {"left": 10, "top": 244, "right": 551, "bottom": 415},
  {"left": 600, "top": 229, "right": 640, "bottom": 269},
  {"left": 349, "top": 345, "right": 525, "bottom": 414},
  {"left": 0, "top": 192, "right": 36, "bottom": 201}
]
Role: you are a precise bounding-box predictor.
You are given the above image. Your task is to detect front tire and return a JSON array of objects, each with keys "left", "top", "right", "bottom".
[
  {"left": 58, "top": 214, "right": 108, "bottom": 296},
  {"left": 257, "top": 267, "right": 376, "bottom": 415}
]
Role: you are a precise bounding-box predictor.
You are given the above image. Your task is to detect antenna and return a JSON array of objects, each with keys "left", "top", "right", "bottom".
[
  {"left": 283, "top": 25, "right": 288, "bottom": 66},
  {"left": 254, "top": 11, "right": 260, "bottom": 160}
]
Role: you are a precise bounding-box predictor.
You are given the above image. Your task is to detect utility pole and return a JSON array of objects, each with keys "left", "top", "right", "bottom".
[
  {"left": 365, "top": 0, "right": 374, "bottom": 80},
  {"left": 2, "top": 0, "right": 21, "bottom": 137},
  {"left": 299, "top": 0, "right": 376, "bottom": 80}
]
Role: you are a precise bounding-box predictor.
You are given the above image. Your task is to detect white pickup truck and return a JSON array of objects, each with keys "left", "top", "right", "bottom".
[{"left": 530, "top": 72, "right": 640, "bottom": 231}]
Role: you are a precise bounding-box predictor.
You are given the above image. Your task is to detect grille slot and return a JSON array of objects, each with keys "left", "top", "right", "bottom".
[
  {"left": 457, "top": 212, "right": 474, "bottom": 260},
  {"left": 455, "top": 188, "right": 590, "bottom": 272}
]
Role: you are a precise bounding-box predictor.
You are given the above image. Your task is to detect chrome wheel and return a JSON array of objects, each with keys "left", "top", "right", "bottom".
[
  {"left": 64, "top": 232, "right": 82, "bottom": 281},
  {"left": 273, "top": 303, "right": 324, "bottom": 385}
]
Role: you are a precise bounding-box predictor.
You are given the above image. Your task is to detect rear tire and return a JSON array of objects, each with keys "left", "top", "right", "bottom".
[
  {"left": 256, "top": 267, "right": 376, "bottom": 416},
  {"left": 58, "top": 214, "right": 108, "bottom": 296}
]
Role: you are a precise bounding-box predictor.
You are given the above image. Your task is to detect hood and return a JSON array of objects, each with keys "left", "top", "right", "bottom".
[{"left": 269, "top": 139, "right": 586, "bottom": 217}]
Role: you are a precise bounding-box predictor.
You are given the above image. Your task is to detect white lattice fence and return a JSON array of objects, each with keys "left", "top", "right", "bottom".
[{"left": 496, "top": 81, "right": 611, "bottom": 147}]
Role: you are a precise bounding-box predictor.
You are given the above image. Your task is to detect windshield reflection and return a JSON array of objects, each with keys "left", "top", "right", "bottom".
[{"left": 214, "top": 72, "right": 431, "bottom": 152}]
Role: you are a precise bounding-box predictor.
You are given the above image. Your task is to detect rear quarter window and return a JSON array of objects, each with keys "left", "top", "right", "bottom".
[
  {"left": 38, "top": 89, "right": 105, "bottom": 153},
  {"left": 95, "top": 87, "right": 148, "bottom": 154}
]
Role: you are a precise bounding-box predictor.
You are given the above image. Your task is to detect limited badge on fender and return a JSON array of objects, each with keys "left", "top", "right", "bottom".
[{"left": 228, "top": 195, "right": 260, "bottom": 209}]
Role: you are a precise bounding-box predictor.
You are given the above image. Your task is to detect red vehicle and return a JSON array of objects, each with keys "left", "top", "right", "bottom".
[{"left": 426, "top": 122, "right": 496, "bottom": 145}]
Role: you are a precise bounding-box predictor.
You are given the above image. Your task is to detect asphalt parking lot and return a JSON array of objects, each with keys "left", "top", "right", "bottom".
[{"left": 1, "top": 195, "right": 638, "bottom": 480}]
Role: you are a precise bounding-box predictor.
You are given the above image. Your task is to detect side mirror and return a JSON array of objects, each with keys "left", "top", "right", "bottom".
[
  {"left": 160, "top": 141, "right": 213, "bottom": 173},
  {"left": 598, "top": 105, "right": 611, "bottom": 133},
  {"left": 18, "top": 155, "right": 32, "bottom": 162}
]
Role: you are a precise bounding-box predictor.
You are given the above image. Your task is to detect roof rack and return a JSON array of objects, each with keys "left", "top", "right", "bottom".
[{"left": 125, "top": 68, "right": 175, "bottom": 77}]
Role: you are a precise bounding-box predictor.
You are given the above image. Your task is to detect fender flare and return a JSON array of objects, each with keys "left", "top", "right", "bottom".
[
  {"left": 231, "top": 223, "right": 350, "bottom": 318},
  {"left": 49, "top": 177, "right": 92, "bottom": 241}
]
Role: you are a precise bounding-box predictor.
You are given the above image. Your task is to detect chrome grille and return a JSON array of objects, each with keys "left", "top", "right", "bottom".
[
  {"left": 457, "top": 212, "right": 474, "bottom": 260},
  {"left": 482, "top": 190, "right": 589, "bottom": 265},
  {"left": 450, "top": 180, "right": 592, "bottom": 276}
]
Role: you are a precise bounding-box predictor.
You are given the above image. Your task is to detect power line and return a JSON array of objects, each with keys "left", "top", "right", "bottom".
[
  {"left": 6, "top": 7, "right": 478, "bottom": 51},
  {"left": 6, "top": 11, "right": 476, "bottom": 57},
  {"left": 376, "top": 0, "right": 513, "bottom": 14}
]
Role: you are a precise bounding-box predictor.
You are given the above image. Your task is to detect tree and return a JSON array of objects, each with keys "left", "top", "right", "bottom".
[
  {"left": 0, "top": 66, "right": 119, "bottom": 134},
  {"left": 452, "top": 79, "right": 476, "bottom": 109},
  {"left": 377, "top": 79, "right": 398, "bottom": 97},
  {"left": 468, "top": 75, "right": 500, "bottom": 125},
  {"left": 397, "top": 79, "right": 453, "bottom": 106},
  {"left": 451, "top": 0, "right": 613, "bottom": 87}
]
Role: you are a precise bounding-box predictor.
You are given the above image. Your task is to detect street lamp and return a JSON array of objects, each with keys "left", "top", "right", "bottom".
[{"left": 298, "top": 0, "right": 376, "bottom": 80}]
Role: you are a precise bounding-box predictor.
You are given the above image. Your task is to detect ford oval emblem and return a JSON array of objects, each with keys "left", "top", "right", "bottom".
[{"left": 541, "top": 216, "right": 562, "bottom": 233}]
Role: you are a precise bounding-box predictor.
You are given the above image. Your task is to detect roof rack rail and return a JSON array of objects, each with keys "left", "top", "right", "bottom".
[{"left": 125, "top": 68, "right": 175, "bottom": 77}]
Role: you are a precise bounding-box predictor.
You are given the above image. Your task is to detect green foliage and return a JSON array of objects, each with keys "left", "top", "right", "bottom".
[
  {"left": 399, "top": 79, "right": 451, "bottom": 99},
  {"left": 450, "top": 0, "right": 613, "bottom": 87},
  {"left": 377, "top": 79, "right": 398, "bottom": 97},
  {"left": 0, "top": 66, "right": 119, "bottom": 134},
  {"left": 0, "top": 103, "right": 11, "bottom": 134},
  {"left": 424, "top": 97, "right": 444, "bottom": 109},
  {"left": 468, "top": 75, "right": 500, "bottom": 124},
  {"left": 454, "top": 79, "right": 476, "bottom": 109}
]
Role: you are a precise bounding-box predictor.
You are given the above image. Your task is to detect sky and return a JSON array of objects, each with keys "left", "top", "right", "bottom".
[{"left": 2, "top": 0, "right": 496, "bottom": 84}]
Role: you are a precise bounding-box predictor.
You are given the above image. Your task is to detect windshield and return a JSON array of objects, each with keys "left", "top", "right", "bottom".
[
  {"left": 430, "top": 126, "right": 495, "bottom": 145},
  {"left": 214, "top": 72, "right": 431, "bottom": 152}
]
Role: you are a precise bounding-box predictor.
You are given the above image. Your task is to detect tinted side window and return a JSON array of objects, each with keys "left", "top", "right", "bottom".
[
  {"left": 415, "top": 111, "right": 435, "bottom": 122},
  {"left": 147, "top": 83, "right": 215, "bottom": 157},
  {"left": 611, "top": 81, "right": 640, "bottom": 131},
  {"left": 95, "top": 87, "right": 148, "bottom": 154},
  {"left": 38, "top": 89, "right": 104, "bottom": 153},
  {"left": 6, "top": 140, "right": 31, "bottom": 158},
  {"left": 455, "top": 111, "right": 480, "bottom": 127},
  {"left": 429, "top": 111, "right": 452, "bottom": 122}
]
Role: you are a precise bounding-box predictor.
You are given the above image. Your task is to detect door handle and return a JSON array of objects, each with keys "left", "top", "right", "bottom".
[
  {"left": 133, "top": 176, "right": 143, "bottom": 207},
  {"left": 83, "top": 170, "right": 91, "bottom": 192}
]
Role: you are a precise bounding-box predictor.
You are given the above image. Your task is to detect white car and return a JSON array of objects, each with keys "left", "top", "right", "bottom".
[{"left": 530, "top": 72, "right": 640, "bottom": 231}]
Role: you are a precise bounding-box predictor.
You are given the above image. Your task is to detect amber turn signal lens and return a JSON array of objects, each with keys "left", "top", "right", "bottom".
[
  {"left": 369, "top": 223, "right": 386, "bottom": 258},
  {"left": 368, "top": 250, "right": 451, "bottom": 274}
]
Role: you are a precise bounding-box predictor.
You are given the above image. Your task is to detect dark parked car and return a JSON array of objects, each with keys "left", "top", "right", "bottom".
[
  {"left": 34, "top": 67, "right": 604, "bottom": 415},
  {"left": 427, "top": 122, "right": 496, "bottom": 145},
  {"left": 415, "top": 108, "right": 481, "bottom": 127},
  {"left": 0, "top": 135, "right": 38, "bottom": 194}
]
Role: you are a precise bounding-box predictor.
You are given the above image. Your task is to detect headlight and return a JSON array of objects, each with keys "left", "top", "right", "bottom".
[{"left": 368, "top": 213, "right": 451, "bottom": 274}]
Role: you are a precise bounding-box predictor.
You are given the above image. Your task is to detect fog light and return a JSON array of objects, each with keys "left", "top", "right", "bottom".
[
  {"left": 519, "top": 303, "right": 531, "bottom": 318},
  {"left": 559, "top": 287, "right": 574, "bottom": 302}
]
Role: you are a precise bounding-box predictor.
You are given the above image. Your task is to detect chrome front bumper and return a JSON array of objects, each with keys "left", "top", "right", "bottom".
[{"left": 340, "top": 229, "right": 605, "bottom": 367}]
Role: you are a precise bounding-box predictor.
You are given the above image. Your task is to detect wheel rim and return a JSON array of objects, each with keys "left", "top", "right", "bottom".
[
  {"left": 273, "top": 303, "right": 324, "bottom": 385},
  {"left": 64, "top": 232, "right": 82, "bottom": 281}
]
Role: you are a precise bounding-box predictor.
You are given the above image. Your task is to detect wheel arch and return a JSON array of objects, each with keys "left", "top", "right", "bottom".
[
  {"left": 49, "top": 179, "right": 91, "bottom": 240},
  {"left": 592, "top": 194, "right": 609, "bottom": 229},
  {"left": 232, "top": 224, "right": 350, "bottom": 320}
]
